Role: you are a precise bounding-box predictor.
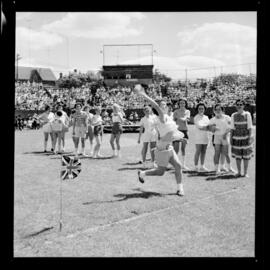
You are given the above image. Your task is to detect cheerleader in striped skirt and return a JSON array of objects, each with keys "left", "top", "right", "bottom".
[{"left": 230, "top": 99, "right": 254, "bottom": 178}]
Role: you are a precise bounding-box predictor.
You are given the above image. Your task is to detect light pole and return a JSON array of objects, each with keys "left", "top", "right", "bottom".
[
  {"left": 16, "top": 53, "right": 22, "bottom": 81},
  {"left": 185, "top": 68, "right": 188, "bottom": 98}
]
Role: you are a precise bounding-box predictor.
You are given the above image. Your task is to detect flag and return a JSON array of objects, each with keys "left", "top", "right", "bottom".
[{"left": 61, "top": 155, "right": 81, "bottom": 180}]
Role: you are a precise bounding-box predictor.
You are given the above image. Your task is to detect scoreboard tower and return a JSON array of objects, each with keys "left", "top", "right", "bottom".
[{"left": 101, "top": 44, "right": 154, "bottom": 87}]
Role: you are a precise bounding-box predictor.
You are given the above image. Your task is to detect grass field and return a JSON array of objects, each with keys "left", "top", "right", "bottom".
[{"left": 14, "top": 125, "right": 255, "bottom": 257}]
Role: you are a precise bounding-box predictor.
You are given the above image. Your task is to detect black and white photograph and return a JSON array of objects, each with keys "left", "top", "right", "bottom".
[{"left": 10, "top": 5, "right": 263, "bottom": 258}]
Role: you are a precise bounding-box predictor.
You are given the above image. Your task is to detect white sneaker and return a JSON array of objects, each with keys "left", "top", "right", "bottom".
[
  {"left": 176, "top": 185, "right": 184, "bottom": 196},
  {"left": 82, "top": 153, "right": 88, "bottom": 157},
  {"left": 194, "top": 167, "right": 199, "bottom": 172},
  {"left": 152, "top": 162, "right": 158, "bottom": 168},
  {"left": 117, "top": 151, "right": 121, "bottom": 158},
  {"left": 220, "top": 166, "right": 229, "bottom": 172},
  {"left": 229, "top": 167, "right": 237, "bottom": 174},
  {"left": 215, "top": 169, "right": 221, "bottom": 175},
  {"left": 200, "top": 166, "right": 209, "bottom": 172},
  {"left": 182, "top": 165, "right": 190, "bottom": 171},
  {"left": 97, "top": 154, "right": 103, "bottom": 158}
]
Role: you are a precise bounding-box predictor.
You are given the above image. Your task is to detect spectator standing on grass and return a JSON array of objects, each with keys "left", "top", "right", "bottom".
[
  {"left": 209, "top": 104, "right": 236, "bottom": 174},
  {"left": 193, "top": 103, "right": 210, "bottom": 172},
  {"left": 135, "top": 84, "right": 185, "bottom": 196},
  {"left": 137, "top": 106, "right": 158, "bottom": 168},
  {"left": 110, "top": 103, "right": 124, "bottom": 157},
  {"left": 230, "top": 100, "right": 254, "bottom": 177},
  {"left": 72, "top": 103, "right": 88, "bottom": 157},
  {"left": 173, "top": 98, "right": 191, "bottom": 170},
  {"left": 38, "top": 105, "right": 55, "bottom": 152}
]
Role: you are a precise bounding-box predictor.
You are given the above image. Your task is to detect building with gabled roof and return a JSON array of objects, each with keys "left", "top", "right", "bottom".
[{"left": 15, "top": 66, "right": 57, "bottom": 86}]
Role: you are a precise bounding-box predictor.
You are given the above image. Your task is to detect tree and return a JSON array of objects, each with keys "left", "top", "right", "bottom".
[{"left": 153, "top": 69, "right": 172, "bottom": 83}]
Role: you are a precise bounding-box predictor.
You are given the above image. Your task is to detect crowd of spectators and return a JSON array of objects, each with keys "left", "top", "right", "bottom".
[
  {"left": 15, "top": 114, "right": 40, "bottom": 130},
  {"left": 15, "top": 74, "right": 256, "bottom": 114}
]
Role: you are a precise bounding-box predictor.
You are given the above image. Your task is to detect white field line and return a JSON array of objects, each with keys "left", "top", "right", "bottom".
[{"left": 62, "top": 186, "right": 244, "bottom": 240}]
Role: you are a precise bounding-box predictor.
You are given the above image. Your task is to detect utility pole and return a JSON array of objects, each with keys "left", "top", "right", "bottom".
[
  {"left": 213, "top": 66, "right": 217, "bottom": 77},
  {"left": 16, "top": 54, "right": 22, "bottom": 81},
  {"left": 102, "top": 45, "right": 105, "bottom": 66},
  {"left": 185, "top": 68, "right": 188, "bottom": 98},
  {"left": 248, "top": 63, "right": 252, "bottom": 75}
]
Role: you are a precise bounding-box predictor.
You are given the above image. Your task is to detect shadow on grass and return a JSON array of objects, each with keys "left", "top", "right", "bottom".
[
  {"left": 205, "top": 174, "right": 239, "bottom": 181},
  {"left": 184, "top": 170, "right": 218, "bottom": 177},
  {"left": 23, "top": 226, "right": 54, "bottom": 239},
  {"left": 123, "top": 159, "right": 151, "bottom": 166},
  {"left": 118, "top": 167, "right": 152, "bottom": 171},
  {"left": 23, "top": 151, "right": 55, "bottom": 156},
  {"left": 82, "top": 188, "right": 176, "bottom": 205},
  {"left": 119, "top": 165, "right": 177, "bottom": 172},
  {"left": 50, "top": 155, "right": 114, "bottom": 160}
]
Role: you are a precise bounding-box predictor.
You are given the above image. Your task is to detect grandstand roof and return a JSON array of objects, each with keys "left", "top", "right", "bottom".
[{"left": 15, "top": 66, "right": 56, "bottom": 82}]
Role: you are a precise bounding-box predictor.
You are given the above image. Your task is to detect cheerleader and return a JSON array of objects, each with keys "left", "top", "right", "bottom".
[
  {"left": 230, "top": 99, "right": 254, "bottom": 177},
  {"left": 51, "top": 110, "right": 65, "bottom": 154},
  {"left": 72, "top": 103, "right": 88, "bottom": 157},
  {"left": 92, "top": 106, "right": 103, "bottom": 158},
  {"left": 110, "top": 104, "right": 124, "bottom": 157},
  {"left": 83, "top": 105, "right": 94, "bottom": 156},
  {"left": 56, "top": 104, "right": 69, "bottom": 152},
  {"left": 209, "top": 104, "right": 236, "bottom": 174},
  {"left": 173, "top": 98, "right": 191, "bottom": 170},
  {"left": 38, "top": 105, "right": 54, "bottom": 152},
  {"left": 134, "top": 84, "right": 185, "bottom": 196},
  {"left": 193, "top": 103, "right": 210, "bottom": 172},
  {"left": 137, "top": 106, "right": 158, "bottom": 168}
]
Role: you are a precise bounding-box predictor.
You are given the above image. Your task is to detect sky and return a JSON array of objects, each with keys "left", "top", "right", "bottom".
[{"left": 15, "top": 12, "right": 257, "bottom": 80}]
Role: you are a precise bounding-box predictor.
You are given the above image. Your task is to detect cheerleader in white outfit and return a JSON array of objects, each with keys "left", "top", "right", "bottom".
[
  {"left": 110, "top": 104, "right": 124, "bottom": 157},
  {"left": 137, "top": 106, "right": 158, "bottom": 168},
  {"left": 38, "top": 105, "right": 55, "bottom": 152},
  {"left": 51, "top": 110, "right": 66, "bottom": 154},
  {"left": 134, "top": 85, "right": 185, "bottom": 196},
  {"left": 193, "top": 103, "right": 210, "bottom": 172},
  {"left": 92, "top": 106, "right": 103, "bottom": 158},
  {"left": 56, "top": 104, "right": 69, "bottom": 152},
  {"left": 83, "top": 105, "right": 94, "bottom": 156}
]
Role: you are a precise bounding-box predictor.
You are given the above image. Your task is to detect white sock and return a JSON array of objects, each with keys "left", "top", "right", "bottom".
[
  {"left": 221, "top": 163, "right": 226, "bottom": 169},
  {"left": 82, "top": 147, "right": 85, "bottom": 154},
  {"left": 44, "top": 141, "right": 47, "bottom": 151},
  {"left": 215, "top": 164, "right": 219, "bottom": 171},
  {"left": 140, "top": 171, "right": 146, "bottom": 177},
  {"left": 75, "top": 148, "right": 78, "bottom": 154},
  {"left": 177, "top": 183, "right": 183, "bottom": 191}
]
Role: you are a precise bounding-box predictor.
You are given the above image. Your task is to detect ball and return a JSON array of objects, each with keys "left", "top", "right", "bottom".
[{"left": 134, "top": 84, "right": 143, "bottom": 94}]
